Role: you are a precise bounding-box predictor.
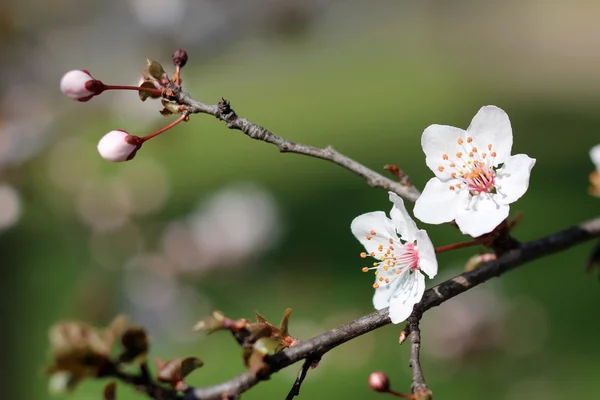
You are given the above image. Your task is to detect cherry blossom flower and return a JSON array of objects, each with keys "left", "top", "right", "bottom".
[
  {"left": 351, "top": 192, "right": 438, "bottom": 324},
  {"left": 590, "top": 145, "right": 600, "bottom": 171},
  {"left": 589, "top": 144, "right": 600, "bottom": 197},
  {"left": 97, "top": 130, "right": 141, "bottom": 162},
  {"left": 60, "top": 70, "right": 104, "bottom": 102},
  {"left": 413, "top": 106, "right": 536, "bottom": 237}
]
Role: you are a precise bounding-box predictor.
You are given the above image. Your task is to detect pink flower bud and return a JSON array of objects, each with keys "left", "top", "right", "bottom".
[
  {"left": 60, "top": 70, "right": 104, "bottom": 101},
  {"left": 97, "top": 130, "right": 141, "bottom": 162},
  {"left": 368, "top": 371, "right": 390, "bottom": 392}
]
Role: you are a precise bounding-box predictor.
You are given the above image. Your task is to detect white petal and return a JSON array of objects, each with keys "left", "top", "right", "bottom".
[
  {"left": 454, "top": 195, "right": 509, "bottom": 237},
  {"left": 414, "top": 230, "right": 437, "bottom": 279},
  {"left": 467, "top": 106, "right": 512, "bottom": 165},
  {"left": 422, "top": 124, "right": 467, "bottom": 180},
  {"left": 388, "top": 192, "right": 418, "bottom": 241},
  {"left": 414, "top": 177, "right": 469, "bottom": 225},
  {"left": 388, "top": 270, "right": 425, "bottom": 324},
  {"left": 351, "top": 211, "right": 397, "bottom": 255},
  {"left": 372, "top": 271, "right": 401, "bottom": 310},
  {"left": 494, "top": 154, "right": 536, "bottom": 205},
  {"left": 590, "top": 144, "right": 600, "bottom": 170}
]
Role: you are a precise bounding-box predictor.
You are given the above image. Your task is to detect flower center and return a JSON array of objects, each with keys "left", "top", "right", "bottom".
[
  {"left": 360, "top": 232, "right": 420, "bottom": 289},
  {"left": 437, "top": 137, "right": 498, "bottom": 196}
]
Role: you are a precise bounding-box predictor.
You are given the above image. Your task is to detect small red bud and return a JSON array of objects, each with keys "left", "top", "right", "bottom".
[
  {"left": 172, "top": 49, "right": 188, "bottom": 68},
  {"left": 369, "top": 371, "right": 390, "bottom": 393}
]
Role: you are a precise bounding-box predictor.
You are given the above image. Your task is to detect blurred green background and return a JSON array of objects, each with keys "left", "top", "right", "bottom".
[{"left": 2, "top": 1, "right": 600, "bottom": 399}]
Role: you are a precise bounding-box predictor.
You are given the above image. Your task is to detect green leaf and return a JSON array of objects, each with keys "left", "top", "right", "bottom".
[
  {"left": 146, "top": 58, "right": 166, "bottom": 80},
  {"left": 180, "top": 357, "right": 204, "bottom": 378}
]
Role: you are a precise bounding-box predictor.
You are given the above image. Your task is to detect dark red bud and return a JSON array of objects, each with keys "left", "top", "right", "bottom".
[{"left": 172, "top": 49, "right": 188, "bottom": 68}]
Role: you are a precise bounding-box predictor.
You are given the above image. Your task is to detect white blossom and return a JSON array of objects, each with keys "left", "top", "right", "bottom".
[
  {"left": 414, "top": 106, "right": 535, "bottom": 237},
  {"left": 351, "top": 192, "right": 438, "bottom": 324},
  {"left": 590, "top": 144, "right": 600, "bottom": 171}
]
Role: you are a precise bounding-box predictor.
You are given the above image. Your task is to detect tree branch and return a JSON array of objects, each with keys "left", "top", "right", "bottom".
[
  {"left": 104, "top": 363, "right": 176, "bottom": 400},
  {"left": 406, "top": 315, "right": 430, "bottom": 399},
  {"left": 182, "top": 216, "right": 600, "bottom": 399},
  {"left": 172, "top": 90, "right": 421, "bottom": 202}
]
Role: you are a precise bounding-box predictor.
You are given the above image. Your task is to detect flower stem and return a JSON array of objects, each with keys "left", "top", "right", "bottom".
[
  {"left": 103, "top": 84, "right": 163, "bottom": 96},
  {"left": 435, "top": 239, "right": 483, "bottom": 253},
  {"left": 386, "top": 390, "right": 415, "bottom": 399},
  {"left": 141, "top": 114, "right": 187, "bottom": 142},
  {"left": 174, "top": 65, "right": 182, "bottom": 86}
]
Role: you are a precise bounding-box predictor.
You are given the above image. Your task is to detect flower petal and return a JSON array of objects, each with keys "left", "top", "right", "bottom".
[
  {"left": 590, "top": 144, "right": 600, "bottom": 171},
  {"left": 467, "top": 106, "right": 512, "bottom": 165},
  {"left": 388, "top": 270, "right": 425, "bottom": 324},
  {"left": 422, "top": 124, "right": 467, "bottom": 180},
  {"left": 414, "top": 177, "right": 469, "bottom": 225},
  {"left": 388, "top": 192, "right": 418, "bottom": 242},
  {"left": 414, "top": 230, "right": 437, "bottom": 279},
  {"left": 372, "top": 270, "right": 401, "bottom": 310},
  {"left": 454, "top": 195, "right": 509, "bottom": 237},
  {"left": 495, "top": 154, "right": 536, "bottom": 205},
  {"left": 351, "top": 211, "right": 397, "bottom": 255}
]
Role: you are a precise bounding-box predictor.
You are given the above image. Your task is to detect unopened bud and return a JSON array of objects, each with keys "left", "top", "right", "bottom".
[
  {"left": 399, "top": 327, "right": 409, "bottom": 344},
  {"left": 97, "top": 130, "right": 141, "bottom": 162},
  {"left": 172, "top": 49, "right": 188, "bottom": 68},
  {"left": 368, "top": 371, "right": 390, "bottom": 393},
  {"left": 60, "top": 70, "right": 104, "bottom": 101},
  {"left": 465, "top": 253, "right": 497, "bottom": 272}
]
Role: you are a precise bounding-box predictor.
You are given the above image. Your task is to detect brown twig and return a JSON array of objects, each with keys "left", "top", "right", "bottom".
[
  {"left": 406, "top": 314, "right": 430, "bottom": 399},
  {"left": 103, "top": 363, "right": 177, "bottom": 400},
  {"left": 170, "top": 90, "right": 421, "bottom": 202},
  {"left": 181, "top": 216, "right": 600, "bottom": 400},
  {"left": 285, "top": 357, "right": 315, "bottom": 400}
]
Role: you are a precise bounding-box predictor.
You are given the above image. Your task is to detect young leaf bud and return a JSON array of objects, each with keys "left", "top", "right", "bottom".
[
  {"left": 97, "top": 130, "right": 142, "bottom": 162},
  {"left": 60, "top": 70, "right": 104, "bottom": 101},
  {"left": 172, "top": 49, "right": 188, "bottom": 68}
]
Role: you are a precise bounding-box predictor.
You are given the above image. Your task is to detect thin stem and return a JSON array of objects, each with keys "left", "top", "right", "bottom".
[
  {"left": 141, "top": 114, "right": 187, "bottom": 142},
  {"left": 285, "top": 357, "right": 314, "bottom": 400},
  {"left": 387, "top": 391, "right": 416, "bottom": 399},
  {"left": 435, "top": 239, "right": 484, "bottom": 253},
  {"left": 104, "top": 84, "right": 163, "bottom": 96},
  {"left": 175, "top": 66, "right": 182, "bottom": 86}
]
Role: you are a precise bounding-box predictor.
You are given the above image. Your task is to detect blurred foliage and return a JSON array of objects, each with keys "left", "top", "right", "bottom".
[{"left": 2, "top": 2, "right": 600, "bottom": 400}]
